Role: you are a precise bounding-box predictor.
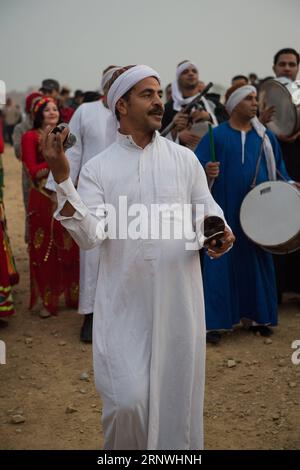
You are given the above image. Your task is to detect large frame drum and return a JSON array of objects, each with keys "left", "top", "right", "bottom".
[
  {"left": 240, "top": 181, "right": 300, "bottom": 254},
  {"left": 258, "top": 78, "right": 300, "bottom": 136}
]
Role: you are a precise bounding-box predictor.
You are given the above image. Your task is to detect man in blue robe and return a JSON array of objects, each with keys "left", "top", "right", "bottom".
[{"left": 195, "top": 83, "right": 298, "bottom": 344}]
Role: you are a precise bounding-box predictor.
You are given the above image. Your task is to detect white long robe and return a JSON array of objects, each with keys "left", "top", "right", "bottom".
[
  {"left": 54, "top": 131, "right": 226, "bottom": 450},
  {"left": 47, "top": 100, "right": 112, "bottom": 314}
]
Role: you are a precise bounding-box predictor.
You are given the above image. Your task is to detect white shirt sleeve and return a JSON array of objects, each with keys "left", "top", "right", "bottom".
[{"left": 54, "top": 164, "right": 107, "bottom": 250}]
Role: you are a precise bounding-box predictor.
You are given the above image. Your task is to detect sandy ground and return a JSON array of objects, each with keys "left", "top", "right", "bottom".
[{"left": 0, "top": 145, "right": 299, "bottom": 450}]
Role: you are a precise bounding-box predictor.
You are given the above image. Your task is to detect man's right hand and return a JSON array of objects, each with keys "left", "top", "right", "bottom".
[
  {"left": 259, "top": 105, "right": 276, "bottom": 125},
  {"left": 205, "top": 162, "right": 220, "bottom": 179},
  {"left": 41, "top": 126, "right": 70, "bottom": 184},
  {"left": 173, "top": 111, "right": 189, "bottom": 132}
]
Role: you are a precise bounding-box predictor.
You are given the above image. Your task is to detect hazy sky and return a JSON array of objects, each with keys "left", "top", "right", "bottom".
[{"left": 1, "top": 0, "right": 299, "bottom": 93}]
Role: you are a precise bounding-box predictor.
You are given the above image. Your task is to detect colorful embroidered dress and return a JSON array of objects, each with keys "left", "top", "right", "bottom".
[
  {"left": 0, "top": 118, "right": 19, "bottom": 317},
  {"left": 21, "top": 129, "right": 79, "bottom": 314}
]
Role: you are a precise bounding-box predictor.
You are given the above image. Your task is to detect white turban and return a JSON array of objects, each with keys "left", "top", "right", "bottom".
[
  {"left": 105, "top": 65, "right": 160, "bottom": 147},
  {"left": 107, "top": 65, "right": 161, "bottom": 114},
  {"left": 225, "top": 85, "right": 256, "bottom": 114},
  {"left": 172, "top": 61, "right": 199, "bottom": 111},
  {"left": 226, "top": 85, "right": 276, "bottom": 180},
  {"left": 176, "top": 61, "right": 198, "bottom": 80},
  {"left": 101, "top": 66, "right": 121, "bottom": 93}
]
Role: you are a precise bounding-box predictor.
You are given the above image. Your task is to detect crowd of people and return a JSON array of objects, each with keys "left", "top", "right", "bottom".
[
  {"left": 0, "top": 47, "right": 299, "bottom": 450},
  {"left": 0, "top": 80, "right": 104, "bottom": 327}
]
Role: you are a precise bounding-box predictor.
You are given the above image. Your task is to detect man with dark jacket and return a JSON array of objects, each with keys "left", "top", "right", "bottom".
[{"left": 161, "top": 60, "right": 228, "bottom": 148}]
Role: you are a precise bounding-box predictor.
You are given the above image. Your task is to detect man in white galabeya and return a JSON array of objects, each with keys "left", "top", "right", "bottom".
[{"left": 41, "top": 64, "right": 234, "bottom": 450}]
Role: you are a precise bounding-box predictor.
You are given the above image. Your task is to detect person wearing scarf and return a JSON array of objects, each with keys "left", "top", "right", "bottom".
[
  {"left": 161, "top": 60, "right": 228, "bottom": 147},
  {"left": 195, "top": 83, "right": 296, "bottom": 344},
  {"left": 42, "top": 64, "right": 234, "bottom": 449},
  {"left": 46, "top": 65, "right": 120, "bottom": 343}
]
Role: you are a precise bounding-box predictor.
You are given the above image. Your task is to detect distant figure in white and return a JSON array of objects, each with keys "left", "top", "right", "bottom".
[{"left": 47, "top": 66, "right": 120, "bottom": 342}]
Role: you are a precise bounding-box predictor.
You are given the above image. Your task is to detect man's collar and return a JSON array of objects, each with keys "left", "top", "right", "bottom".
[{"left": 116, "top": 130, "right": 158, "bottom": 150}]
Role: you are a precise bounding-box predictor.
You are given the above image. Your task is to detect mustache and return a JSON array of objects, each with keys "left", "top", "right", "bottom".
[{"left": 148, "top": 105, "right": 164, "bottom": 116}]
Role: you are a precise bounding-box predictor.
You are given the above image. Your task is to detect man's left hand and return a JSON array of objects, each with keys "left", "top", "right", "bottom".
[{"left": 206, "top": 227, "right": 235, "bottom": 259}]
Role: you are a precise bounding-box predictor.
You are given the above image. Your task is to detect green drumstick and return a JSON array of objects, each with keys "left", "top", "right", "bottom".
[{"left": 208, "top": 123, "right": 216, "bottom": 162}]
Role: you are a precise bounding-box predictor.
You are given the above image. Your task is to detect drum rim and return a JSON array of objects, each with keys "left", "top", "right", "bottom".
[{"left": 261, "top": 238, "right": 300, "bottom": 255}]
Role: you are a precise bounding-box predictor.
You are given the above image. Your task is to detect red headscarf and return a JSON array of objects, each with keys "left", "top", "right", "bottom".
[{"left": 25, "top": 92, "right": 43, "bottom": 114}]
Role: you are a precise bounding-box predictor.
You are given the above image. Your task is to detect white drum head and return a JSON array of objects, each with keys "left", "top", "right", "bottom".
[
  {"left": 240, "top": 181, "right": 300, "bottom": 248},
  {"left": 259, "top": 79, "right": 297, "bottom": 136}
]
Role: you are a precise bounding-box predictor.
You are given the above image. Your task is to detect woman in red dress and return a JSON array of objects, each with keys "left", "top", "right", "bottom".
[{"left": 21, "top": 97, "right": 79, "bottom": 316}]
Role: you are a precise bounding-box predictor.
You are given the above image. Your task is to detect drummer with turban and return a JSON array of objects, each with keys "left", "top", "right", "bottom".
[{"left": 195, "top": 83, "right": 299, "bottom": 344}]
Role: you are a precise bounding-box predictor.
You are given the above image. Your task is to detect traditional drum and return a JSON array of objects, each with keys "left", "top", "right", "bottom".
[
  {"left": 240, "top": 180, "right": 300, "bottom": 254},
  {"left": 258, "top": 78, "right": 300, "bottom": 136}
]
